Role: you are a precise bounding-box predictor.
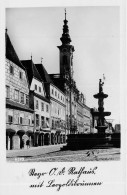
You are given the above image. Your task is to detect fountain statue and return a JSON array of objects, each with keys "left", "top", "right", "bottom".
[{"left": 93, "top": 78, "right": 111, "bottom": 134}]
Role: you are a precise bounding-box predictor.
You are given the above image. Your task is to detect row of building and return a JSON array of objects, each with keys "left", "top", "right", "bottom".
[{"left": 6, "top": 12, "right": 93, "bottom": 150}]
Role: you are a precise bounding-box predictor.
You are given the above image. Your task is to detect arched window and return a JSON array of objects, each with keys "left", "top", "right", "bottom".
[{"left": 63, "top": 55, "right": 67, "bottom": 64}]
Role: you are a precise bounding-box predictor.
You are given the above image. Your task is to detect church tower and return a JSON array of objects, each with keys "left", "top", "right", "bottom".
[{"left": 57, "top": 9, "right": 75, "bottom": 79}]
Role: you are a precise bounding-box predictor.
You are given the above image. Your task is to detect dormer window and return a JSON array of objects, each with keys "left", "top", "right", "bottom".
[
  {"left": 52, "top": 89, "right": 54, "bottom": 95},
  {"left": 39, "top": 87, "right": 41, "bottom": 92},
  {"left": 35, "top": 84, "right": 37, "bottom": 90},
  {"left": 10, "top": 65, "right": 14, "bottom": 75},
  {"left": 19, "top": 71, "right": 23, "bottom": 79}
]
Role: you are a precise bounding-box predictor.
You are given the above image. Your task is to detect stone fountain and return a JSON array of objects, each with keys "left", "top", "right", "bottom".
[{"left": 93, "top": 79, "right": 111, "bottom": 135}]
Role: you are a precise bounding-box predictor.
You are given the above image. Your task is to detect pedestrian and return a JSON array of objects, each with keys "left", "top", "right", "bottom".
[{"left": 26, "top": 139, "right": 30, "bottom": 148}]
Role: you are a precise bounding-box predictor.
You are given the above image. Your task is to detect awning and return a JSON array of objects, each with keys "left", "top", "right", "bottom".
[{"left": 6, "top": 128, "right": 16, "bottom": 135}]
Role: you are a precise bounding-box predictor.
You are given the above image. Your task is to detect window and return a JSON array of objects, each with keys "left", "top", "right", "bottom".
[
  {"left": 41, "top": 116, "right": 44, "bottom": 127},
  {"left": 55, "top": 107, "right": 57, "bottom": 114},
  {"left": 35, "top": 84, "right": 37, "bottom": 90},
  {"left": 26, "top": 95, "right": 29, "bottom": 106},
  {"left": 46, "top": 118, "right": 49, "bottom": 127},
  {"left": 55, "top": 121, "right": 57, "bottom": 128},
  {"left": 55, "top": 91, "right": 57, "bottom": 96},
  {"left": 19, "top": 71, "right": 23, "bottom": 79},
  {"left": 28, "top": 119, "right": 31, "bottom": 125},
  {"left": 20, "top": 92, "right": 24, "bottom": 104},
  {"left": 63, "top": 55, "right": 67, "bottom": 65},
  {"left": 14, "top": 89, "right": 19, "bottom": 101},
  {"left": 52, "top": 89, "right": 54, "bottom": 95},
  {"left": 36, "top": 114, "right": 39, "bottom": 126},
  {"left": 39, "top": 87, "right": 41, "bottom": 92},
  {"left": 10, "top": 65, "right": 14, "bottom": 74},
  {"left": 61, "top": 96, "right": 62, "bottom": 100},
  {"left": 41, "top": 102, "right": 44, "bottom": 111},
  {"left": 20, "top": 117, "right": 23, "bottom": 124},
  {"left": 46, "top": 105, "right": 49, "bottom": 112},
  {"left": 52, "top": 120, "right": 54, "bottom": 129},
  {"left": 58, "top": 94, "right": 59, "bottom": 99},
  {"left": 36, "top": 100, "right": 39, "bottom": 109},
  {"left": 8, "top": 115, "right": 13, "bottom": 123},
  {"left": 6, "top": 86, "right": 10, "bottom": 99}
]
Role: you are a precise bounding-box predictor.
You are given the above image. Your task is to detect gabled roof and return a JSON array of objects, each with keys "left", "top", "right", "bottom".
[
  {"left": 5, "top": 31, "right": 25, "bottom": 70},
  {"left": 35, "top": 63, "right": 53, "bottom": 84},
  {"left": 21, "top": 60, "right": 42, "bottom": 85}
]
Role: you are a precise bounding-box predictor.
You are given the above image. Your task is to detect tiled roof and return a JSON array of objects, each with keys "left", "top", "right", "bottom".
[
  {"left": 5, "top": 32, "right": 25, "bottom": 70},
  {"left": 35, "top": 63, "right": 53, "bottom": 83},
  {"left": 21, "top": 60, "right": 42, "bottom": 85}
]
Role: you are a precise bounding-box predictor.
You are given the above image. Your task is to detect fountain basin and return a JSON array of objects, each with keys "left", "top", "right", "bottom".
[
  {"left": 93, "top": 111, "right": 111, "bottom": 116},
  {"left": 94, "top": 93, "right": 108, "bottom": 99}
]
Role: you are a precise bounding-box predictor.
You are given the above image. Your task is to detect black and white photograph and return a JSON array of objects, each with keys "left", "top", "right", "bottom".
[
  {"left": 0, "top": 1, "right": 126, "bottom": 195},
  {"left": 6, "top": 6, "right": 121, "bottom": 162}
]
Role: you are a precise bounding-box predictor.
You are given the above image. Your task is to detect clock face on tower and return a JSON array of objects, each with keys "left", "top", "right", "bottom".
[{"left": 62, "top": 48, "right": 67, "bottom": 53}]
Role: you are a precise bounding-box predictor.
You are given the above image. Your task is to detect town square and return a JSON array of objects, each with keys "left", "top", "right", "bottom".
[{"left": 6, "top": 7, "right": 120, "bottom": 162}]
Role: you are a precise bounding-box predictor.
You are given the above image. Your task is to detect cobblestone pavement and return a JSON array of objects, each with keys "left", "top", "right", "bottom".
[
  {"left": 7, "top": 146, "right": 120, "bottom": 162},
  {"left": 6, "top": 144, "right": 66, "bottom": 159}
]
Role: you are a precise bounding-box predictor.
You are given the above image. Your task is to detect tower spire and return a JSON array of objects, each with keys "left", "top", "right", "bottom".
[
  {"left": 65, "top": 8, "right": 66, "bottom": 20},
  {"left": 60, "top": 9, "right": 71, "bottom": 45}
]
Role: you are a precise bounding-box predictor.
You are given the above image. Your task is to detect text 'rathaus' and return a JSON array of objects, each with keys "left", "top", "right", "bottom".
[{"left": 6, "top": 10, "right": 100, "bottom": 150}]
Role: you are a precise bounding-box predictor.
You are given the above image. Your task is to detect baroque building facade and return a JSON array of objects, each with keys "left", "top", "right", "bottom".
[
  {"left": 77, "top": 93, "right": 85, "bottom": 133},
  {"left": 50, "top": 10, "right": 92, "bottom": 135},
  {"left": 83, "top": 104, "right": 92, "bottom": 133},
  {"left": 50, "top": 11, "right": 78, "bottom": 135}
]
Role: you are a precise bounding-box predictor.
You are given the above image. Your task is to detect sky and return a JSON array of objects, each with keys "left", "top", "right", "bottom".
[{"left": 6, "top": 6, "right": 120, "bottom": 125}]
